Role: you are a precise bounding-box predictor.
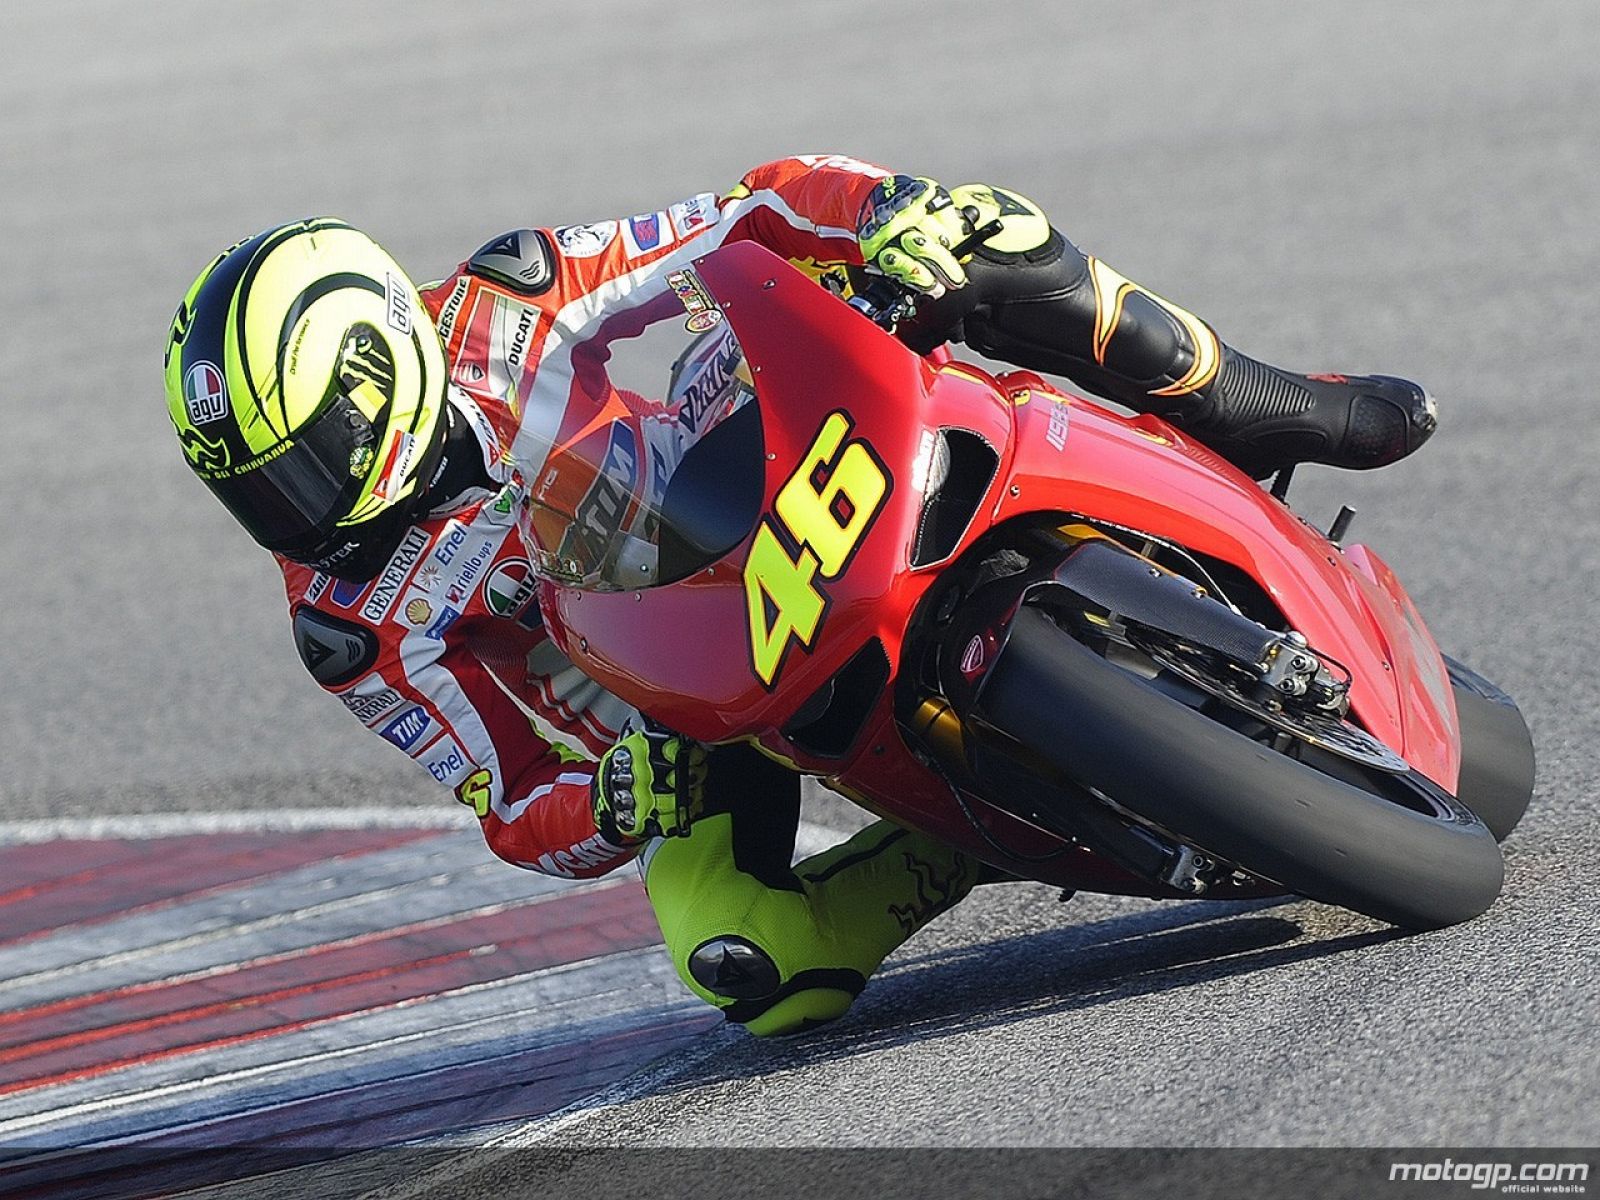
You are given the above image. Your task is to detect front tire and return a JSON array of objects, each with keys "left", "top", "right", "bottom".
[{"left": 978, "top": 607, "right": 1505, "bottom": 930}]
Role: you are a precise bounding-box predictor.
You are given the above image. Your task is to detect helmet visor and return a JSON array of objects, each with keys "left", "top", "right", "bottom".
[{"left": 206, "top": 393, "right": 378, "bottom": 553}]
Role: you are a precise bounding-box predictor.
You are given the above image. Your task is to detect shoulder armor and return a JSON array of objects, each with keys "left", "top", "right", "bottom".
[
  {"left": 466, "top": 228, "right": 555, "bottom": 295},
  {"left": 292, "top": 605, "right": 379, "bottom": 687}
]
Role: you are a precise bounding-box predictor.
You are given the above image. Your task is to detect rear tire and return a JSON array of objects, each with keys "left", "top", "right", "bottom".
[
  {"left": 978, "top": 607, "right": 1505, "bottom": 930},
  {"left": 1444, "top": 656, "right": 1536, "bottom": 842}
]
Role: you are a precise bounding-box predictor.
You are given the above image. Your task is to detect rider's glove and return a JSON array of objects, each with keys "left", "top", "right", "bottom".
[
  {"left": 857, "top": 174, "right": 972, "bottom": 297},
  {"left": 591, "top": 720, "right": 707, "bottom": 844}
]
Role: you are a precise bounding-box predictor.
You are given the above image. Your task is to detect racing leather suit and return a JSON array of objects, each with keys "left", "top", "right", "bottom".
[{"left": 280, "top": 156, "right": 975, "bottom": 1036}]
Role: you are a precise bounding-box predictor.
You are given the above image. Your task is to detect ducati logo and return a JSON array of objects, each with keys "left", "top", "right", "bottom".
[{"left": 960, "top": 635, "right": 986, "bottom": 676}]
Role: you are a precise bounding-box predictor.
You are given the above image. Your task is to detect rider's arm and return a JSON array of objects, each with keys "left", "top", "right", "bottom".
[
  {"left": 526, "top": 154, "right": 900, "bottom": 340},
  {"left": 346, "top": 632, "right": 633, "bottom": 878},
  {"left": 716, "top": 154, "right": 894, "bottom": 266},
  {"left": 282, "top": 570, "right": 635, "bottom": 880}
]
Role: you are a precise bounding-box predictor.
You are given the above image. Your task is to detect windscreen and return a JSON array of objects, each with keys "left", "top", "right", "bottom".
[{"left": 520, "top": 266, "right": 765, "bottom": 591}]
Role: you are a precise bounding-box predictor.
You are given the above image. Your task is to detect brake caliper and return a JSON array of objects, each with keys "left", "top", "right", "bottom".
[{"left": 1254, "top": 630, "right": 1350, "bottom": 714}]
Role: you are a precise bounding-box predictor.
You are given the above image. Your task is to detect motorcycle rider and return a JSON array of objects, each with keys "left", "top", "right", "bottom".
[{"left": 163, "top": 154, "right": 1436, "bottom": 1036}]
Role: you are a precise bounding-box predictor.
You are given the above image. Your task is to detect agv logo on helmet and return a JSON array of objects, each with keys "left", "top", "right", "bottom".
[{"left": 182, "top": 361, "right": 228, "bottom": 425}]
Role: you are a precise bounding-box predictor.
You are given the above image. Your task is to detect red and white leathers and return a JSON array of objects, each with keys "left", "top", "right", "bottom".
[{"left": 277, "top": 155, "right": 892, "bottom": 880}]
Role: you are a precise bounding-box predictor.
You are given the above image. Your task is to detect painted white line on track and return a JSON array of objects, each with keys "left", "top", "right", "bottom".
[
  {"left": 0, "top": 947, "right": 687, "bottom": 1140},
  {"left": 0, "top": 808, "right": 841, "bottom": 851},
  {"left": 6, "top": 888, "right": 604, "bottom": 1008},
  {"left": 0, "top": 806, "right": 472, "bottom": 845},
  {"left": 0, "top": 834, "right": 589, "bottom": 1005},
  {"left": 86, "top": 1000, "right": 706, "bottom": 1156},
  {"left": 1, "top": 954, "right": 688, "bottom": 1142},
  {"left": 494, "top": 1024, "right": 742, "bottom": 1148},
  {"left": 0, "top": 851, "right": 510, "bottom": 1004},
  {"left": 350, "top": 822, "right": 857, "bottom": 1197},
  {"left": 352, "top": 1025, "right": 742, "bottom": 1200},
  {"left": 0, "top": 808, "right": 855, "bottom": 1159}
]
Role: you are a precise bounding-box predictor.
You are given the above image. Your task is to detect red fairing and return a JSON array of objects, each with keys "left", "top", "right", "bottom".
[
  {"left": 541, "top": 250, "right": 977, "bottom": 741},
  {"left": 995, "top": 384, "right": 1460, "bottom": 789},
  {"left": 1341, "top": 541, "right": 1460, "bottom": 785},
  {"left": 545, "top": 242, "right": 1462, "bottom": 892}
]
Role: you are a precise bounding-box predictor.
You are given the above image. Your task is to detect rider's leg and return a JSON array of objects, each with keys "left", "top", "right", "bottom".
[
  {"left": 641, "top": 744, "right": 977, "bottom": 1036},
  {"left": 899, "top": 184, "right": 1437, "bottom": 478}
]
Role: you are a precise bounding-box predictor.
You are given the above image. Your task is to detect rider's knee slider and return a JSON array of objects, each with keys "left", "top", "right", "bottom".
[{"left": 688, "top": 935, "right": 866, "bottom": 1035}]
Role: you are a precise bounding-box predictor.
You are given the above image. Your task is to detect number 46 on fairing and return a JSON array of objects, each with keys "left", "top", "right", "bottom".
[{"left": 742, "top": 411, "right": 891, "bottom": 687}]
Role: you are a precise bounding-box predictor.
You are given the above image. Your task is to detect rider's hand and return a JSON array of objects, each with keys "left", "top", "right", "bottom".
[
  {"left": 591, "top": 721, "right": 707, "bottom": 844},
  {"left": 857, "top": 175, "right": 972, "bottom": 297}
]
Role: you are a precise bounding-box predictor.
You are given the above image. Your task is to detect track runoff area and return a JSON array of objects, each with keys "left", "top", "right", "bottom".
[{"left": 0, "top": 808, "right": 848, "bottom": 1197}]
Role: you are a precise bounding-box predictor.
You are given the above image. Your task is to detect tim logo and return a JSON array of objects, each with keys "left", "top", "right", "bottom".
[{"left": 379, "top": 706, "right": 432, "bottom": 751}]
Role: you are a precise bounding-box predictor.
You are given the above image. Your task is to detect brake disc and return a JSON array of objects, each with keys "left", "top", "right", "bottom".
[{"left": 1143, "top": 640, "right": 1411, "bottom": 774}]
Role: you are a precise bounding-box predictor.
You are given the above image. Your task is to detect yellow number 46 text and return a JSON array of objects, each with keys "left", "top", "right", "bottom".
[{"left": 743, "top": 411, "right": 891, "bottom": 687}]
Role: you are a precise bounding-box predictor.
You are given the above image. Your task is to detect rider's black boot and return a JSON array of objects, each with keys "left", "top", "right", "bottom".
[{"left": 1176, "top": 351, "right": 1438, "bottom": 479}]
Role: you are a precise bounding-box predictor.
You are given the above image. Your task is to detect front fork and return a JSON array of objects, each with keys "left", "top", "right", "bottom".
[{"left": 896, "top": 520, "right": 1296, "bottom": 897}]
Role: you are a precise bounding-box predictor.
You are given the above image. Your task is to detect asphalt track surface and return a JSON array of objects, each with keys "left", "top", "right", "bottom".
[{"left": 2, "top": 0, "right": 1598, "bottom": 1193}]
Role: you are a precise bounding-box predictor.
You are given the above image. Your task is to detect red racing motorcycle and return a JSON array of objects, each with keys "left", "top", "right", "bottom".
[{"left": 535, "top": 239, "right": 1535, "bottom": 931}]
